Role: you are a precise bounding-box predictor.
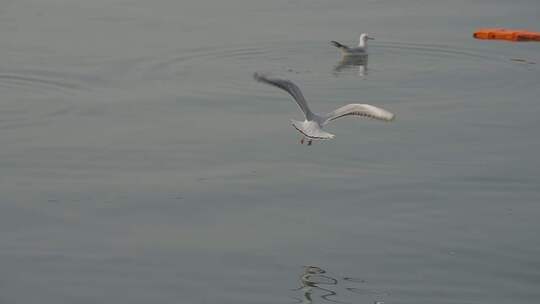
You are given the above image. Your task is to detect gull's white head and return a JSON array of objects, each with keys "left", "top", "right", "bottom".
[{"left": 359, "top": 33, "right": 374, "bottom": 47}]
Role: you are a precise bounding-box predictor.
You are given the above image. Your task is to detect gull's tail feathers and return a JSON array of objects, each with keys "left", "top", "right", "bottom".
[
  {"left": 292, "top": 120, "right": 335, "bottom": 140},
  {"left": 331, "top": 41, "right": 349, "bottom": 50}
]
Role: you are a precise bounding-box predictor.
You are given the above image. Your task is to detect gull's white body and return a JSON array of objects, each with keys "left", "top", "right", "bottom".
[
  {"left": 331, "top": 33, "right": 374, "bottom": 56},
  {"left": 253, "top": 73, "right": 395, "bottom": 143},
  {"left": 291, "top": 119, "right": 335, "bottom": 140}
]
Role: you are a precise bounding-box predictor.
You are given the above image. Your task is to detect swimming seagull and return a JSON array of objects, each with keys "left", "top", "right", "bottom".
[
  {"left": 331, "top": 33, "right": 374, "bottom": 55},
  {"left": 253, "top": 73, "right": 395, "bottom": 145}
]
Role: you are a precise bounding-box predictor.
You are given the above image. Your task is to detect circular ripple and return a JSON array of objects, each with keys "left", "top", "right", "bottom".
[
  {"left": 0, "top": 68, "right": 95, "bottom": 130},
  {"left": 137, "top": 39, "right": 539, "bottom": 118}
]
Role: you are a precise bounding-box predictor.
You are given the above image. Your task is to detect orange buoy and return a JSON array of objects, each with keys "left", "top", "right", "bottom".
[{"left": 473, "top": 28, "right": 540, "bottom": 42}]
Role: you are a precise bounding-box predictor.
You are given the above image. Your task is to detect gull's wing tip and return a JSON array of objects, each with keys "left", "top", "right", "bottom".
[
  {"left": 385, "top": 111, "right": 396, "bottom": 122},
  {"left": 253, "top": 72, "right": 268, "bottom": 82},
  {"left": 253, "top": 72, "right": 260, "bottom": 81},
  {"left": 379, "top": 111, "right": 396, "bottom": 122}
]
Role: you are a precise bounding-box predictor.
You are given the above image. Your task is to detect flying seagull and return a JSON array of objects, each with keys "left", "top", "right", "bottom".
[
  {"left": 253, "top": 73, "right": 395, "bottom": 145},
  {"left": 331, "top": 33, "right": 374, "bottom": 56}
]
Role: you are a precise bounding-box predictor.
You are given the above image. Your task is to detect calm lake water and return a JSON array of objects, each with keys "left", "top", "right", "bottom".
[{"left": 1, "top": 0, "right": 539, "bottom": 303}]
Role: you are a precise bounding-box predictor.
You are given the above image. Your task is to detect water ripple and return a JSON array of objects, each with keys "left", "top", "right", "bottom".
[
  {"left": 0, "top": 68, "right": 94, "bottom": 95},
  {"left": 291, "top": 266, "right": 387, "bottom": 304},
  {"left": 0, "top": 67, "right": 95, "bottom": 131}
]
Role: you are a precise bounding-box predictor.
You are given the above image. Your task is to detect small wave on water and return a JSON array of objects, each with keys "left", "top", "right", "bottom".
[
  {"left": 290, "top": 266, "right": 388, "bottom": 304},
  {"left": 0, "top": 67, "right": 98, "bottom": 131},
  {"left": 0, "top": 69, "right": 90, "bottom": 95},
  {"left": 140, "top": 41, "right": 325, "bottom": 103},
  {"left": 376, "top": 41, "right": 498, "bottom": 61},
  {"left": 142, "top": 38, "right": 537, "bottom": 93}
]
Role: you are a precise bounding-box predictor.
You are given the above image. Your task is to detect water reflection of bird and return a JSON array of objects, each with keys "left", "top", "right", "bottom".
[
  {"left": 291, "top": 266, "right": 389, "bottom": 304},
  {"left": 292, "top": 266, "right": 343, "bottom": 304},
  {"left": 331, "top": 33, "right": 374, "bottom": 56},
  {"left": 334, "top": 54, "right": 369, "bottom": 76}
]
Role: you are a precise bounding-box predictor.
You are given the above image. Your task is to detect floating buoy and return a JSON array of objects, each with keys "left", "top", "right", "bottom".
[{"left": 473, "top": 28, "right": 540, "bottom": 42}]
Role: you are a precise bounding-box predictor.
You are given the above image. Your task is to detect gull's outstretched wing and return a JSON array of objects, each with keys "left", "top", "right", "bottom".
[
  {"left": 254, "top": 73, "right": 314, "bottom": 120},
  {"left": 323, "top": 104, "right": 395, "bottom": 125}
]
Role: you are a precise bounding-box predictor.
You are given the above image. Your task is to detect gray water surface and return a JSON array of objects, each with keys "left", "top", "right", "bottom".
[{"left": 1, "top": 0, "right": 540, "bottom": 303}]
